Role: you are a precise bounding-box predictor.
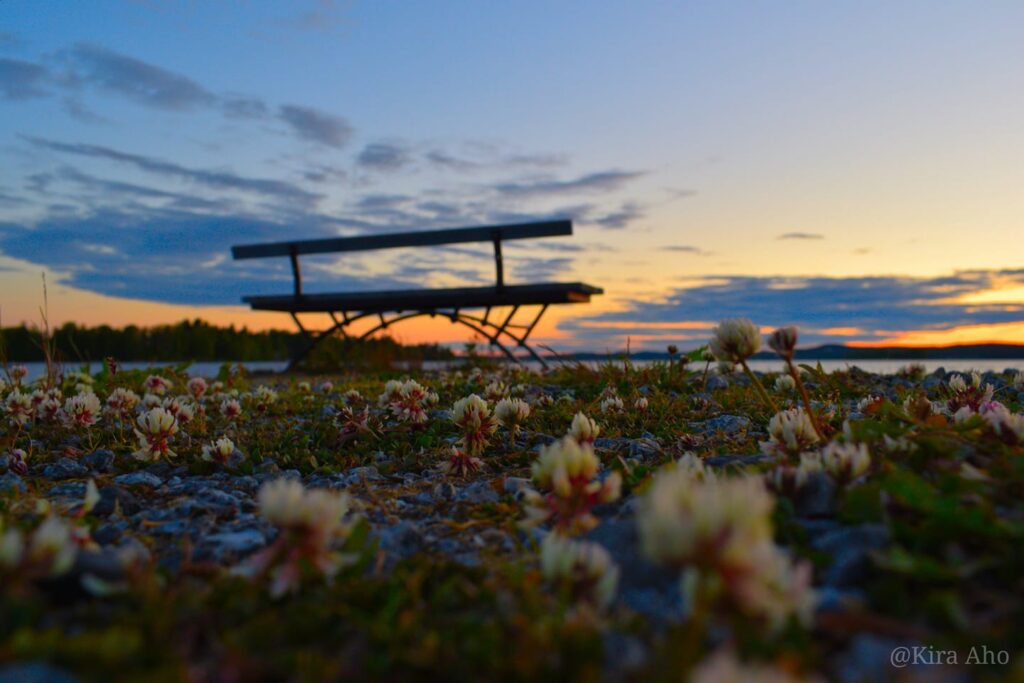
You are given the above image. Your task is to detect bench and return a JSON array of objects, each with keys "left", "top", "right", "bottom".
[{"left": 231, "top": 219, "right": 603, "bottom": 368}]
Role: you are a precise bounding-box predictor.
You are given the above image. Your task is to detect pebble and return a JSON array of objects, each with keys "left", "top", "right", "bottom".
[
  {"left": 42, "top": 457, "right": 88, "bottom": 480},
  {"left": 113, "top": 471, "right": 164, "bottom": 488}
]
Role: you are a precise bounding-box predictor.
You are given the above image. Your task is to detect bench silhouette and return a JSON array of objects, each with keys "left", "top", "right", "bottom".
[{"left": 232, "top": 219, "right": 603, "bottom": 368}]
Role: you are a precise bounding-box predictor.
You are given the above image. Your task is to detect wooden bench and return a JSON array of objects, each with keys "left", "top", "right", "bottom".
[{"left": 231, "top": 220, "right": 603, "bottom": 368}]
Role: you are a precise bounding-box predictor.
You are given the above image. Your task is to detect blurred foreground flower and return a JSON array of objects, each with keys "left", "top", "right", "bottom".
[
  {"left": 567, "top": 412, "right": 600, "bottom": 445},
  {"left": 761, "top": 408, "right": 821, "bottom": 457},
  {"left": 540, "top": 534, "right": 619, "bottom": 612},
  {"left": 248, "top": 479, "right": 355, "bottom": 597}
]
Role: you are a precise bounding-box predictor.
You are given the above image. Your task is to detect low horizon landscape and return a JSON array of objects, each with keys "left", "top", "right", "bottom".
[{"left": 2, "top": 2, "right": 1024, "bottom": 682}]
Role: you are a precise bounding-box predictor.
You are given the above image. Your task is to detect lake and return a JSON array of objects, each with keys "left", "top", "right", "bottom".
[{"left": 12, "top": 358, "right": 1024, "bottom": 383}]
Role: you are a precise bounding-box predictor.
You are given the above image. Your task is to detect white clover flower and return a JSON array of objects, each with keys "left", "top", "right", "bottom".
[
  {"left": 319, "top": 381, "right": 334, "bottom": 394},
  {"left": 297, "top": 381, "right": 312, "bottom": 393},
  {"left": 105, "top": 387, "right": 140, "bottom": 417},
  {"left": 83, "top": 479, "right": 101, "bottom": 514},
  {"left": 524, "top": 437, "right": 621, "bottom": 533},
  {"left": 258, "top": 479, "right": 351, "bottom": 539},
  {"left": 133, "top": 407, "right": 179, "bottom": 460},
  {"left": 484, "top": 381, "right": 508, "bottom": 401},
  {"left": 794, "top": 452, "right": 824, "bottom": 488},
  {"left": 638, "top": 470, "right": 773, "bottom": 568},
  {"left": 142, "top": 393, "right": 163, "bottom": 410},
  {"left": 254, "top": 385, "right": 278, "bottom": 406},
  {"left": 953, "top": 406, "right": 976, "bottom": 424},
  {"left": 5, "top": 391, "right": 33, "bottom": 426},
  {"left": 388, "top": 379, "right": 433, "bottom": 424},
  {"left": 718, "top": 541, "right": 815, "bottom": 630},
  {"left": 634, "top": 396, "right": 649, "bottom": 412},
  {"left": 774, "top": 375, "right": 796, "bottom": 392},
  {"left": 220, "top": 398, "right": 242, "bottom": 419},
  {"left": 451, "top": 393, "right": 497, "bottom": 453},
  {"left": 709, "top": 318, "right": 762, "bottom": 363},
  {"left": 567, "top": 412, "right": 600, "bottom": 445},
  {"left": 202, "top": 436, "right": 238, "bottom": 465},
  {"left": 691, "top": 649, "right": 822, "bottom": 683},
  {"left": 144, "top": 374, "right": 172, "bottom": 396},
  {"left": 540, "top": 534, "right": 619, "bottom": 611},
  {"left": 343, "top": 389, "right": 362, "bottom": 405},
  {"left": 186, "top": 377, "right": 208, "bottom": 400},
  {"left": 817, "top": 441, "right": 871, "bottom": 483},
  {"left": 9, "top": 365, "right": 28, "bottom": 383},
  {"left": 761, "top": 408, "right": 820, "bottom": 457},
  {"left": 600, "top": 395, "right": 625, "bottom": 414},
  {"left": 1012, "top": 371, "right": 1024, "bottom": 391},
  {"left": 494, "top": 398, "right": 530, "bottom": 431},
  {"left": 28, "top": 516, "right": 77, "bottom": 577},
  {"left": 983, "top": 405, "right": 1024, "bottom": 444},
  {"left": 377, "top": 380, "right": 403, "bottom": 407},
  {"left": 162, "top": 396, "right": 196, "bottom": 426},
  {"left": 63, "top": 391, "right": 101, "bottom": 429}
]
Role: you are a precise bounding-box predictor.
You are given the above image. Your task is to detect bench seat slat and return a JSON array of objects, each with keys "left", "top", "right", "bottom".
[{"left": 243, "top": 282, "right": 602, "bottom": 313}]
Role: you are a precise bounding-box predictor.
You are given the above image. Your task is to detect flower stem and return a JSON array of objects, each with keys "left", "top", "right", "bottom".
[
  {"left": 786, "top": 359, "right": 826, "bottom": 440},
  {"left": 740, "top": 360, "right": 779, "bottom": 413}
]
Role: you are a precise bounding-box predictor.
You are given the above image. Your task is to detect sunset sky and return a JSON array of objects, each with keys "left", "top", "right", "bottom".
[{"left": 2, "top": 1, "right": 1023, "bottom": 353}]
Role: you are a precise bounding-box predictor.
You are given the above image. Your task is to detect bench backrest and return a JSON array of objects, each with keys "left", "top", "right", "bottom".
[{"left": 231, "top": 219, "right": 573, "bottom": 295}]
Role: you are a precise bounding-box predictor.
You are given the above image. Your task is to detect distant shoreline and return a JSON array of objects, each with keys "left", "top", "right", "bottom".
[{"left": 565, "top": 343, "right": 1024, "bottom": 362}]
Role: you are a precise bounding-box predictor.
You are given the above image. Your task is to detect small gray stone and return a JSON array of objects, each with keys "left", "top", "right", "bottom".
[
  {"left": 705, "top": 375, "right": 728, "bottom": 391},
  {"left": 0, "top": 472, "right": 26, "bottom": 494},
  {"left": 113, "top": 471, "right": 163, "bottom": 488},
  {"left": 81, "top": 449, "right": 116, "bottom": 473},
  {"left": 455, "top": 480, "right": 499, "bottom": 504},
  {"left": 694, "top": 414, "right": 751, "bottom": 434},
  {"left": 201, "top": 528, "right": 266, "bottom": 561},
  {"left": 43, "top": 457, "right": 88, "bottom": 480},
  {"left": 376, "top": 520, "right": 423, "bottom": 561}
]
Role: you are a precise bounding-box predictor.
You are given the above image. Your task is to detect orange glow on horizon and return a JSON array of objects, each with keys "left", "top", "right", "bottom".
[{"left": 849, "top": 321, "right": 1024, "bottom": 348}]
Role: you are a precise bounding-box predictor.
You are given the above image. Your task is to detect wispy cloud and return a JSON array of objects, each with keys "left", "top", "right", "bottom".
[
  {"left": 664, "top": 245, "right": 710, "bottom": 255},
  {"left": 357, "top": 143, "right": 413, "bottom": 172},
  {"left": 590, "top": 201, "right": 644, "bottom": 229},
  {"left": 24, "top": 136, "right": 322, "bottom": 207},
  {"left": 278, "top": 105, "right": 353, "bottom": 148},
  {"left": 0, "top": 58, "right": 50, "bottom": 100},
  {"left": 493, "top": 170, "right": 644, "bottom": 198},
  {"left": 777, "top": 232, "right": 824, "bottom": 240},
  {"left": 61, "top": 43, "right": 217, "bottom": 110}
]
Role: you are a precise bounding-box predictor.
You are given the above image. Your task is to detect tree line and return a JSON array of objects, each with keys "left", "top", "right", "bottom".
[{"left": 0, "top": 319, "right": 455, "bottom": 364}]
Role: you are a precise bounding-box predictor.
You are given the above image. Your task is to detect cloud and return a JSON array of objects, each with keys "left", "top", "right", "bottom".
[
  {"left": 561, "top": 271, "right": 1024, "bottom": 348},
  {"left": 62, "top": 43, "right": 216, "bottom": 110},
  {"left": 777, "top": 232, "right": 824, "bottom": 240},
  {"left": 590, "top": 201, "right": 644, "bottom": 229},
  {"left": 0, "top": 58, "right": 50, "bottom": 100},
  {"left": 278, "top": 104, "right": 353, "bottom": 148},
  {"left": 24, "top": 136, "right": 321, "bottom": 207},
  {"left": 426, "top": 149, "right": 568, "bottom": 173},
  {"left": 357, "top": 143, "right": 413, "bottom": 172},
  {"left": 664, "top": 245, "right": 710, "bottom": 255},
  {"left": 493, "top": 170, "right": 644, "bottom": 198},
  {"left": 222, "top": 96, "right": 270, "bottom": 120}
]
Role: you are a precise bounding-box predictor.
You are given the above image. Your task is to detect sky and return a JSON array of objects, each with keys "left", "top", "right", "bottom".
[{"left": 2, "top": 1, "right": 1024, "bottom": 353}]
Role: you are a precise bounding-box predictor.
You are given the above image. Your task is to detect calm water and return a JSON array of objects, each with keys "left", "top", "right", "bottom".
[{"left": 13, "top": 358, "right": 1024, "bottom": 383}]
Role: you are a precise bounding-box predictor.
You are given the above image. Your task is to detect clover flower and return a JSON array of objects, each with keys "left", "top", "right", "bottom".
[
  {"left": 186, "top": 377, "right": 208, "bottom": 400},
  {"left": 761, "top": 408, "right": 820, "bottom": 457},
  {"left": 638, "top": 469, "right": 815, "bottom": 630},
  {"left": 202, "top": 437, "right": 238, "bottom": 465},
  {"left": 484, "top": 381, "right": 508, "bottom": 401},
  {"left": 9, "top": 364, "right": 28, "bottom": 385},
  {"left": 774, "top": 375, "right": 795, "bottom": 392},
  {"left": 144, "top": 374, "right": 172, "bottom": 396},
  {"left": 600, "top": 395, "right": 624, "bottom": 414},
  {"left": 37, "top": 395, "right": 63, "bottom": 422},
  {"left": 536, "top": 393, "right": 554, "bottom": 407},
  {"left": 947, "top": 372, "right": 994, "bottom": 413},
  {"left": 297, "top": 381, "right": 311, "bottom": 393},
  {"left": 494, "top": 398, "right": 530, "bottom": 438},
  {"left": 523, "top": 437, "right": 621, "bottom": 534},
  {"left": 133, "top": 407, "right": 179, "bottom": 460},
  {"left": 709, "top": 318, "right": 762, "bottom": 363},
  {"left": 634, "top": 397, "right": 649, "bottom": 412},
  {"left": 767, "top": 326, "right": 798, "bottom": 361},
  {"left": 691, "top": 649, "right": 821, "bottom": 683},
  {"left": 250, "top": 479, "right": 354, "bottom": 597},
  {"left": 567, "top": 412, "right": 600, "bottom": 446},
  {"left": 388, "top": 379, "right": 436, "bottom": 424},
  {"left": 220, "top": 398, "right": 242, "bottom": 420},
  {"left": 817, "top": 441, "right": 871, "bottom": 484},
  {"left": 162, "top": 396, "right": 196, "bottom": 426},
  {"left": 335, "top": 406, "right": 377, "bottom": 444},
  {"left": 451, "top": 394, "right": 497, "bottom": 455},
  {"left": 983, "top": 405, "right": 1024, "bottom": 444},
  {"left": 142, "top": 393, "right": 163, "bottom": 410},
  {"left": 253, "top": 385, "right": 278, "bottom": 410},
  {"left": 377, "top": 380, "right": 403, "bottom": 407},
  {"left": 319, "top": 381, "right": 334, "bottom": 394},
  {"left": 62, "top": 392, "right": 101, "bottom": 429},
  {"left": 343, "top": 389, "right": 362, "bottom": 405},
  {"left": 105, "top": 387, "right": 140, "bottom": 419},
  {"left": 27, "top": 516, "right": 78, "bottom": 577},
  {"left": 5, "top": 391, "right": 33, "bottom": 426},
  {"left": 6, "top": 448, "right": 28, "bottom": 476},
  {"left": 540, "top": 534, "right": 619, "bottom": 611},
  {"left": 440, "top": 445, "right": 482, "bottom": 477}
]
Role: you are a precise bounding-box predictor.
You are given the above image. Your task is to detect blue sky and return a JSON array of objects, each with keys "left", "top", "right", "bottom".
[{"left": 2, "top": 1, "right": 1024, "bottom": 350}]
